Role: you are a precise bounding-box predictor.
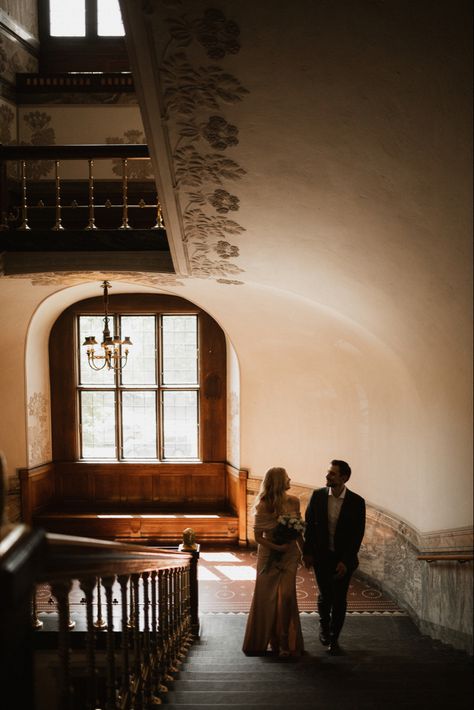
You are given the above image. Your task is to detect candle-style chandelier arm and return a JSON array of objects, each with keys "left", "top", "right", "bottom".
[{"left": 82, "top": 282, "right": 133, "bottom": 372}]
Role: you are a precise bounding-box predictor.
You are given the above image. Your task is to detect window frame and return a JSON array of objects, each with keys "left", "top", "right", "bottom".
[
  {"left": 50, "top": 293, "right": 227, "bottom": 466},
  {"left": 76, "top": 311, "right": 201, "bottom": 462},
  {"left": 38, "top": 0, "right": 129, "bottom": 72}
]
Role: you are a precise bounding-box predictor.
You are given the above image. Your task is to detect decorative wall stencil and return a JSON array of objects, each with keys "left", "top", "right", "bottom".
[
  {"left": 5, "top": 271, "right": 185, "bottom": 288},
  {"left": 0, "top": 30, "right": 37, "bottom": 86},
  {"left": 0, "top": 101, "right": 14, "bottom": 143},
  {"left": 106, "top": 129, "right": 153, "bottom": 179},
  {"left": 22, "top": 110, "right": 55, "bottom": 179},
  {"left": 27, "top": 392, "right": 52, "bottom": 467},
  {"left": 157, "top": 3, "right": 248, "bottom": 282}
]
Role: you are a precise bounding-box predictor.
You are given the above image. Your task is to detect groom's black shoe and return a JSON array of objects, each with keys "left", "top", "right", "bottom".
[
  {"left": 319, "top": 630, "right": 330, "bottom": 646},
  {"left": 328, "top": 638, "right": 342, "bottom": 656}
]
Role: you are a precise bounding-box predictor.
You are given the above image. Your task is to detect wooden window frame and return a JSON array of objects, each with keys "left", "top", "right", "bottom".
[
  {"left": 50, "top": 294, "right": 226, "bottom": 465},
  {"left": 38, "top": 0, "right": 129, "bottom": 72}
]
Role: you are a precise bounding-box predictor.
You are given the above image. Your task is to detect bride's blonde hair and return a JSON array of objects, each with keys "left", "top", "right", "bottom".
[{"left": 254, "top": 467, "right": 288, "bottom": 516}]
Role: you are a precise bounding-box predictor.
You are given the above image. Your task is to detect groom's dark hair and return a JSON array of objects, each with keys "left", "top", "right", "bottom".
[{"left": 331, "top": 459, "right": 351, "bottom": 480}]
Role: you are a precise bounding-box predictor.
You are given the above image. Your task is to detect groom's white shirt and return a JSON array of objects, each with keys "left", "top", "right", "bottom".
[{"left": 327, "top": 485, "right": 347, "bottom": 552}]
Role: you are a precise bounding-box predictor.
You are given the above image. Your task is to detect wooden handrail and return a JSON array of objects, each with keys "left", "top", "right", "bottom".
[
  {"left": 43, "top": 532, "right": 193, "bottom": 580},
  {"left": 417, "top": 554, "right": 473, "bottom": 563},
  {"left": 0, "top": 143, "right": 150, "bottom": 161},
  {"left": 1, "top": 521, "right": 199, "bottom": 709}
]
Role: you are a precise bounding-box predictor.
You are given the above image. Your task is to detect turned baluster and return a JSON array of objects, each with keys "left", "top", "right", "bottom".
[
  {"left": 119, "top": 158, "right": 131, "bottom": 229},
  {"left": 31, "top": 585, "right": 43, "bottom": 630},
  {"left": 18, "top": 160, "right": 30, "bottom": 230},
  {"left": 102, "top": 575, "right": 118, "bottom": 710},
  {"left": 132, "top": 573, "right": 144, "bottom": 709},
  {"left": 79, "top": 577, "right": 99, "bottom": 709},
  {"left": 52, "top": 160, "right": 64, "bottom": 231},
  {"left": 118, "top": 575, "right": 131, "bottom": 709},
  {"left": 51, "top": 580, "right": 74, "bottom": 710},
  {"left": 85, "top": 159, "right": 97, "bottom": 230},
  {"left": 94, "top": 577, "right": 107, "bottom": 629}
]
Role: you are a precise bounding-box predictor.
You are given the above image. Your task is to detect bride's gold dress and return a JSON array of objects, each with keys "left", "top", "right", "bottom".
[{"left": 242, "top": 505, "right": 304, "bottom": 656}]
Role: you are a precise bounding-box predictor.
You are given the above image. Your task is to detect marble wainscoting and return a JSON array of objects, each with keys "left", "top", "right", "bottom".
[
  {"left": 246, "top": 478, "right": 473, "bottom": 653},
  {"left": 360, "top": 506, "right": 473, "bottom": 653}
]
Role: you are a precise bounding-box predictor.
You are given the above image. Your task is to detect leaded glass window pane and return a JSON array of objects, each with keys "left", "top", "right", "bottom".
[
  {"left": 122, "top": 391, "right": 157, "bottom": 458},
  {"left": 162, "top": 390, "right": 198, "bottom": 459},
  {"left": 81, "top": 390, "right": 116, "bottom": 458},
  {"left": 162, "top": 315, "right": 198, "bottom": 385},
  {"left": 79, "top": 316, "right": 115, "bottom": 386},
  {"left": 120, "top": 316, "right": 156, "bottom": 386}
]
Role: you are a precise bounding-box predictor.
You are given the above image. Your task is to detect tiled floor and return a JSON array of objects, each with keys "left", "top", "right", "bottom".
[{"left": 36, "top": 545, "right": 404, "bottom": 616}]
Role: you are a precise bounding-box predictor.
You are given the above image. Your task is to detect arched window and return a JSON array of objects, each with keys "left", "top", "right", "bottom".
[{"left": 50, "top": 293, "right": 227, "bottom": 464}]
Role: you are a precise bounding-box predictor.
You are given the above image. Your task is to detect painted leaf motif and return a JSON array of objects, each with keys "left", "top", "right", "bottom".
[
  {"left": 166, "top": 17, "right": 194, "bottom": 46},
  {"left": 205, "top": 67, "right": 250, "bottom": 103},
  {"left": 186, "top": 192, "right": 207, "bottom": 205},
  {"left": 190, "top": 255, "right": 244, "bottom": 276},
  {"left": 205, "top": 154, "right": 246, "bottom": 182},
  {"left": 177, "top": 121, "right": 200, "bottom": 138}
]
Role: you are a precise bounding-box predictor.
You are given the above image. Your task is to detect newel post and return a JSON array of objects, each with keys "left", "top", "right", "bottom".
[
  {"left": 179, "top": 528, "right": 200, "bottom": 638},
  {"left": 0, "top": 453, "right": 47, "bottom": 710}
]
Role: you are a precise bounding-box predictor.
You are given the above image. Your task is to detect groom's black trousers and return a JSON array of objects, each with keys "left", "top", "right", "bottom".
[{"left": 313, "top": 552, "right": 353, "bottom": 640}]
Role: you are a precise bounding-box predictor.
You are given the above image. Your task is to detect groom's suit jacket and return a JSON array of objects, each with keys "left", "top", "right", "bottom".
[{"left": 303, "top": 487, "right": 366, "bottom": 572}]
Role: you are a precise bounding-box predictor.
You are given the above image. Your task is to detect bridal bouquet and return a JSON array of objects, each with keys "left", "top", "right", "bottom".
[{"left": 261, "top": 513, "right": 306, "bottom": 573}]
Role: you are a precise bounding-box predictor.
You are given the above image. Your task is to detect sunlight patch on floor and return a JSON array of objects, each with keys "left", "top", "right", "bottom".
[
  {"left": 198, "top": 567, "right": 221, "bottom": 581},
  {"left": 200, "top": 552, "right": 240, "bottom": 562},
  {"left": 215, "top": 565, "right": 256, "bottom": 581}
]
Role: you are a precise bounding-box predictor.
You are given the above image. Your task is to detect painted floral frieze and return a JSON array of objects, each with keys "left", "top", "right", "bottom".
[
  {"left": 157, "top": 3, "right": 248, "bottom": 283},
  {"left": 27, "top": 392, "right": 52, "bottom": 467}
]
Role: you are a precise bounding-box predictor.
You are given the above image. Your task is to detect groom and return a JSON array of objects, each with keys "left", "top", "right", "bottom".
[{"left": 303, "top": 460, "right": 365, "bottom": 654}]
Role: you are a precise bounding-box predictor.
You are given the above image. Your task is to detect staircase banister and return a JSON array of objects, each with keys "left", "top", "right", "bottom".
[
  {"left": 0, "top": 143, "right": 150, "bottom": 161},
  {"left": 42, "top": 531, "right": 193, "bottom": 580}
]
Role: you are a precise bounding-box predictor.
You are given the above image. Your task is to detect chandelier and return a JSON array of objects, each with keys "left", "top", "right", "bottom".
[{"left": 82, "top": 281, "right": 132, "bottom": 371}]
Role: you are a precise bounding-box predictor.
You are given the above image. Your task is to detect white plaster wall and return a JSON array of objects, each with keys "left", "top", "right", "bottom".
[{"left": 0, "top": 275, "right": 471, "bottom": 535}]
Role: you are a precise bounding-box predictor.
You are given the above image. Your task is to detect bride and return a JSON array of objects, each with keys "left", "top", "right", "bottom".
[{"left": 242, "top": 467, "right": 304, "bottom": 657}]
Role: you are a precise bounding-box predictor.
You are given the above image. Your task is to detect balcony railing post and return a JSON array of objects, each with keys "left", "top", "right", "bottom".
[
  {"left": 18, "top": 160, "right": 30, "bottom": 230},
  {"left": 52, "top": 160, "right": 64, "bottom": 231}
]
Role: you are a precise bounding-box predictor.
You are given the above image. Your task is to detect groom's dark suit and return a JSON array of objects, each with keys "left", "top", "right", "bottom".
[{"left": 303, "top": 486, "right": 365, "bottom": 642}]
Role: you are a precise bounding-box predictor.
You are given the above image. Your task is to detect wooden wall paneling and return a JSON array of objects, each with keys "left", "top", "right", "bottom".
[
  {"left": 93, "top": 471, "right": 121, "bottom": 504},
  {"left": 19, "top": 463, "right": 55, "bottom": 523},
  {"left": 120, "top": 472, "right": 153, "bottom": 503},
  {"left": 200, "top": 312, "right": 227, "bottom": 462},
  {"left": 49, "top": 310, "right": 78, "bottom": 461},
  {"left": 156, "top": 473, "right": 188, "bottom": 505},
  {"left": 189, "top": 474, "right": 225, "bottom": 505},
  {"left": 226, "top": 464, "right": 248, "bottom": 546},
  {"left": 57, "top": 468, "right": 91, "bottom": 503}
]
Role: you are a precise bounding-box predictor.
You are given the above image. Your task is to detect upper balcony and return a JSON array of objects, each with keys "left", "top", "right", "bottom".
[{"left": 0, "top": 143, "right": 173, "bottom": 275}]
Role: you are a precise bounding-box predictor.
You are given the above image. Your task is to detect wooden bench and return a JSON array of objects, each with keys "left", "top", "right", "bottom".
[{"left": 20, "top": 462, "right": 248, "bottom": 546}]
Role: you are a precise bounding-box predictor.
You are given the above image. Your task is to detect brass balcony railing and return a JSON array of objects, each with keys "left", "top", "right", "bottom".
[{"left": 0, "top": 144, "right": 165, "bottom": 234}]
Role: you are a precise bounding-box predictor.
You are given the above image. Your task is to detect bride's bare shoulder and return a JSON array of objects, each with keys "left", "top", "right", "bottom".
[
  {"left": 255, "top": 499, "right": 270, "bottom": 514},
  {"left": 285, "top": 494, "right": 301, "bottom": 512}
]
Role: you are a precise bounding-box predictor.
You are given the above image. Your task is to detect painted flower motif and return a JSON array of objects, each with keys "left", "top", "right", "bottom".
[
  {"left": 208, "top": 189, "right": 240, "bottom": 214},
  {"left": 23, "top": 111, "right": 55, "bottom": 145},
  {"left": 216, "top": 240, "right": 239, "bottom": 259},
  {"left": 0, "top": 104, "right": 14, "bottom": 143},
  {"left": 195, "top": 8, "right": 240, "bottom": 59},
  {"left": 202, "top": 116, "right": 239, "bottom": 150}
]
